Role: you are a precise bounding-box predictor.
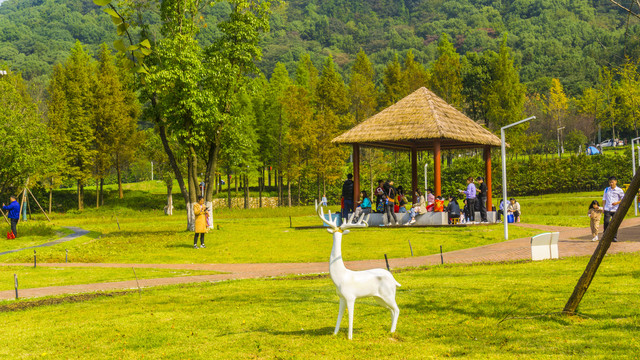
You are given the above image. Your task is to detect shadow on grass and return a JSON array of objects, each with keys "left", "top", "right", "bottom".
[
  {"left": 166, "top": 243, "right": 197, "bottom": 249},
  {"left": 259, "top": 326, "right": 337, "bottom": 337}
]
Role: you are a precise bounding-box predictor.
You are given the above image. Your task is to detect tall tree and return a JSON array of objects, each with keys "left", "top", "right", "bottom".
[
  {"left": 98, "top": 0, "right": 273, "bottom": 228},
  {"left": 484, "top": 36, "right": 526, "bottom": 130},
  {"left": 313, "top": 56, "right": 351, "bottom": 198},
  {"left": 0, "top": 69, "right": 52, "bottom": 196},
  {"left": 349, "top": 49, "right": 378, "bottom": 123},
  {"left": 429, "top": 34, "right": 463, "bottom": 109},
  {"left": 94, "top": 44, "right": 141, "bottom": 202},
  {"left": 380, "top": 54, "right": 404, "bottom": 108},
  {"left": 547, "top": 78, "right": 569, "bottom": 153},
  {"left": 402, "top": 50, "right": 428, "bottom": 94},
  {"left": 48, "top": 41, "right": 96, "bottom": 210}
]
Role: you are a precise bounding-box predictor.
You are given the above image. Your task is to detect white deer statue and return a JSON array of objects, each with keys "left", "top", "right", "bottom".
[{"left": 317, "top": 203, "right": 401, "bottom": 339}]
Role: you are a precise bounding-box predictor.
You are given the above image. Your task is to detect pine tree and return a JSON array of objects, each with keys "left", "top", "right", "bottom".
[
  {"left": 48, "top": 41, "right": 96, "bottom": 210},
  {"left": 381, "top": 54, "right": 404, "bottom": 107},
  {"left": 349, "top": 49, "right": 378, "bottom": 123},
  {"left": 484, "top": 36, "right": 526, "bottom": 130},
  {"left": 402, "top": 50, "right": 428, "bottom": 94},
  {"left": 429, "top": 34, "right": 463, "bottom": 109},
  {"left": 94, "top": 44, "right": 141, "bottom": 202}
]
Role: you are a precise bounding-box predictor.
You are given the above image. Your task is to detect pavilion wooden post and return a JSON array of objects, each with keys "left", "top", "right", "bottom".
[
  {"left": 484, "top": 146, "right": 492, "bottom": 211},
  {"left": 353, "top": 144, "right": 360, "bottom": 211},
  {"left": 434, "top": 140, "right": 442, "bottom": 196},
  {"left": 411, "top": 147, "right": 418, "bottom": 195}
]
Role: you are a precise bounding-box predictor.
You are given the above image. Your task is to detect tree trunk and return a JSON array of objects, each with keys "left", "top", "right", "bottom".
[
  {"left": 96, "top": 179, "right": 100, "bottom": 208},
  {"left": 100, "top": 178, "right": 104, "bottom": 206},
  {"left": 186, "top": 144, "right": 199, "bottom": 231},
  {"left": 259, "top": 176, "right": 263, "bottom": 208},
  {"left": 268, "top": 167, "right": 271, "bottom": 187},
  {"left": 563, "top": 169, "right": 640, "bottom": 315},
  {"left": 48, "top": 186, "right": 52, "bottom": 215},
  {"left": 116, "top": 153, "right": 124, "bottom": 199},
  {"left": 287, "top": 178, "right": 291, "bottom": 207},
  {"left": 152, "top": 96, "right": 188, "bottom": 205},
  {"left": 235, "top": 174, "right": 238, "bottom": 195},
  {"left": 227, "top": 173, "right": 232, "bottom": 209},
  {"left": 297, "top": 177, "right": 301, "bottom": 206},
  {"left": 165, "top": 181, "right": 173, "bottom": 216},
  {"left": 244, "top": 175, "right": 249, "bottom": 209},
  {"left": 77, "top": 180, "right": 84, "bottom": 211}
]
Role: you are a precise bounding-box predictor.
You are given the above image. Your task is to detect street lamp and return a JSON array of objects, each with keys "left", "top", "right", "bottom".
[
  {"left": 501, "top": 116, "right": 536, "bottom": 240},
  {"left": 557, "top": 126, "right": 565, "bottom": 157},
  {"left": 631, "top": 137, "right": 640, "bottom": 216}
]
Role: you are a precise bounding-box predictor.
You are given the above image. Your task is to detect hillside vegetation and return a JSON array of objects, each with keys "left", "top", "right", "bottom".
[{"left": 0, "top": 0, "right": 637, "bottom": 95}]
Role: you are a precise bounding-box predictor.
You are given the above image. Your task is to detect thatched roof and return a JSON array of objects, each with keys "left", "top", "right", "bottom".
[{"left": 332, "top": 87, "right": 502, "bottom": 150}]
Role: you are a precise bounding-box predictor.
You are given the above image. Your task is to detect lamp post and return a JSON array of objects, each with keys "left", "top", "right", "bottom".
[
  {"left": 501, "top": 116, "right": 536, "bottom": 240},
  {"left": 424, "top": 163, "right": 428, "bottom": 192},
  {"left": 631, "top": 137, "right": 640, "bottom": 216}
]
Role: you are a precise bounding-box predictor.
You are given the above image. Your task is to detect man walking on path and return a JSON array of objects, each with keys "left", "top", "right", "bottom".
[
  {"left": 603, "top": 176, "right": 625, "bottom": 242},
  {"left": 341, "top": 174, "right": 354, "bottom": 221},
  {"left": 2, "top": 196, "right": 20, "bottom": 237},
  {"left": 476, "top": 176, "right": 488, "bottom": 223}
]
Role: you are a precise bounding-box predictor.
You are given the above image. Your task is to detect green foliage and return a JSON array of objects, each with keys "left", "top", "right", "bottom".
[
  {"left": 0, "top": 68, "right": 51, "bottom": 194},
  {"left": 428, "top": 33, "right": 462, "bottom": 108},
  {"left": 47, "top": 41, "right": 97, "bottom": 209}
]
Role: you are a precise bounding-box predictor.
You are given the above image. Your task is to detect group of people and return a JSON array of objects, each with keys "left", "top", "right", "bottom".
[{"left": 340, "top": 174, "right": 510, "bottom": 226}]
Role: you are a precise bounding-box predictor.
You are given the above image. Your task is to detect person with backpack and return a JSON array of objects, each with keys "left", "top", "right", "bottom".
[
  {"left": 383, "top": 181, "right": 398, "bottom": 226},
  {"left": 341, "top": 174, "right": 355, "bottom": 221},
  {"left": 2, "top": 196, "right": 20, "bottom": 238},
  {"left": 603, "top": 176, "right": 625, "bottom": 242}
]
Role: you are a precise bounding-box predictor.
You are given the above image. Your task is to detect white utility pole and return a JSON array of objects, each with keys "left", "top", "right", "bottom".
[{"left": 501, "top": 116, "right": 536, "bottom": 240}]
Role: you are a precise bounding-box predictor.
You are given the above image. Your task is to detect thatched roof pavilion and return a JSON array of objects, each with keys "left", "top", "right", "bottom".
[{"left": 333, "top": 87, "right": 502, "bottom": 210}]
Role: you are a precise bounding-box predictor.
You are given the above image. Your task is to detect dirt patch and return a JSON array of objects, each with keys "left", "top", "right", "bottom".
[{"left": 0, "top": 290, "right": 135, "bottom": 312}]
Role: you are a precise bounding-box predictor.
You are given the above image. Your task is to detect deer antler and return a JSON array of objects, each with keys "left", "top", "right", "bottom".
[
  {"left": 316, "top": 201, "right": 339, "bottom": 231},
  {"left": 340, "top": 211, "right": 369, "bottom": 230}
]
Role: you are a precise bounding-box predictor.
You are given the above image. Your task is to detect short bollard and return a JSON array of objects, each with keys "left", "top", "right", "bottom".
[
  {"left": 384, "top": 254, "right": 390, "bottom": 271},
  {"left": 14, "top": 274, "right": 18, "bottom": 300},
  {"left": 440, "top": 245, "right": 443, "bottom": 265},
  {"left": 408, "top": 239, "right": 414, "bottom": 256},
  {"left": 33, "top": 250, "right": 36, "bottom": 268}
]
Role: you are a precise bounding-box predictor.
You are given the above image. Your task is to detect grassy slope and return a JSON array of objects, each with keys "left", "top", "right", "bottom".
[{"left": 1, "top": 253, "right": 639, "bottom": 359}]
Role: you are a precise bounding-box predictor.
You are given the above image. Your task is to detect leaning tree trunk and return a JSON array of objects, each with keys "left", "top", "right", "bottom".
[{"left": 563, "top": 170, "right": 640, "bottom": 314}]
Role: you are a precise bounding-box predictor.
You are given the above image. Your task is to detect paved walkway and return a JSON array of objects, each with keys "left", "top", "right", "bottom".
[
  {"left": 0, "top": 227, "right": 89, "bottom": 256},
  {"left": 1, "top": 219, "right": 640, "bottom": 300}
]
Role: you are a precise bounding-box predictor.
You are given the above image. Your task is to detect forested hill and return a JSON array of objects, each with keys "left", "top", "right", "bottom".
[{"left": 0, "top": 0, "right": 637, "bottom": 96}]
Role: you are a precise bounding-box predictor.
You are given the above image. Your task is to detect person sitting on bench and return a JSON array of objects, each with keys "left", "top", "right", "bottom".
[
  {"left": 405, "top": 189, "right": 427, "bottom": 225},
  {"left": 446, "top": 195, "right": 461, "bottom": 224}
]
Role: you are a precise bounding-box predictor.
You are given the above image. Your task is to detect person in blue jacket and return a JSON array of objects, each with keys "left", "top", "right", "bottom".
[{"left": 2, "top": 196, "right": 20, "bottom": 237}]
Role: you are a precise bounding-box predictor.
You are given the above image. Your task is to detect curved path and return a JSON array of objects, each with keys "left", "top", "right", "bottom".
[
  {"left": 0, "top": 227, "right": 89, "bottom": 256},
  {"left": 1, "top": 220, "right": 639, "bottom": 301}
]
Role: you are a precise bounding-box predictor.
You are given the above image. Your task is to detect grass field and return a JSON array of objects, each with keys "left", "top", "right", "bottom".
[
  {"left": 1, "top": 252, "right": 639, "bottom": 359},
  {"left": 0, "top": 266, "right": 220, "bottom": 291}
]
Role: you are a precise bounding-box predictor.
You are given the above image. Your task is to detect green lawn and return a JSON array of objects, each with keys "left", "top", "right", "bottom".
[
  {"left": 0, "top": 190, "right": 624, "bottom": 264},
  {"left": 0, "top": 209, "right": 541, "bottom": 264},
  {"left": 0, "top": 266, "right": 221, "bottom": 291},
  {"left": 1, "top": 252, "right": 639, "bottom": 359}
]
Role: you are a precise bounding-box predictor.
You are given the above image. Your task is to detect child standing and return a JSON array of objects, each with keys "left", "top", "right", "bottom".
[{"left": 588, "top": 200, "right": 603, "bottom": 242}]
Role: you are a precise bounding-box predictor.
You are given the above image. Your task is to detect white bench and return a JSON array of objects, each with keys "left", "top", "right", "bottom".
[{"left": 531, "top": 232, "right": 559, "bottom": 261}]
